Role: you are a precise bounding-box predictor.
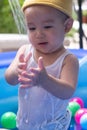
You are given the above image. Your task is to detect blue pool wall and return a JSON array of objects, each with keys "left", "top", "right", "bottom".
[
  {"left": 0, "top": 49, "right": 87, "bottom": 117},
  {"left": 0, "top": 68, "right": 18, "bottom": 117},
  {"left": 73, "top": 55, "right": 87, "bottom": 108}
]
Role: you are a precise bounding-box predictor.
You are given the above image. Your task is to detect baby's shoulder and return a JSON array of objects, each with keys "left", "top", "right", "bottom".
[
  {"left": 65, "top": 53, "right": 79, "bottom": 66},
  {"left": 15, "top": 44, "right": 30, "bottom": 57},
  {"left": 18, "top": 44, "right": 30, "bottom": 52}
]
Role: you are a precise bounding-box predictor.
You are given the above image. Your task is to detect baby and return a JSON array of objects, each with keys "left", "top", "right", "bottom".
[{"left": 5, "top": 0, "right": 79, "bottom": 130}]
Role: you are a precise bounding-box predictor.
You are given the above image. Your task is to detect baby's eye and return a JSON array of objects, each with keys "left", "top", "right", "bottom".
[
  {"left": 44, "top": 26, "right": 53, "bottom": 29},
  {"left": 29, "top": 27, "right": 36, "bottom": 31}
]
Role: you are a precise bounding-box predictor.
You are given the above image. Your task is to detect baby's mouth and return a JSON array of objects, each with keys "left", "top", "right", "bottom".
[{"left": 39, "top": 42, "right": 48, "bottom": 45}]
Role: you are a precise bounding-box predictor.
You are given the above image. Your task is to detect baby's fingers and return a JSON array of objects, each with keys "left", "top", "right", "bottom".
[
  {"left": 19, "top": 53, "right": 25, "bottom": 62},
  {"left": 18, "top": 75, "right": 32, "bottom": 85},
  {"left": 38, "top": 57, "right": 44, "bottom": 70},
  {"left": 18, "top": 62, "right": 27, "bottom": 70},
  {"left": 24, "top": 52, "right": 32, "bottom": 63}
]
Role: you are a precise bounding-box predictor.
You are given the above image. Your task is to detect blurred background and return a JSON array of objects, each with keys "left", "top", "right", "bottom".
[
  {"left": 0, "top": 0, "right": 87, "bottom": 51},
  {"left": 0, "top": 0, "right": 24, "bottom": 33}
]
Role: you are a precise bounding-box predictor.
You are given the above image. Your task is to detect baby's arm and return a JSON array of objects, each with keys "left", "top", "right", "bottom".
[
  {"left": 5, "top": 45, "right": 31, "bottom": 85},
  {"left": 19, "top": 54, "right": 79, "bottom": 99},
  {"left": 43, "top": 54, "right": 79, "bottom": 99}
]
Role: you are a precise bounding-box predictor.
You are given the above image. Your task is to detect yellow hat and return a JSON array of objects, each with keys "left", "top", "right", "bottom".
[{"left": 22, "top": 0, "right": 73, "bottom": 18}]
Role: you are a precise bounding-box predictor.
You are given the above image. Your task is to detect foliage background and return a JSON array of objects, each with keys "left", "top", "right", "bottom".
[
  {"left": 0, "top": 0, "right": 84, "bottom": 35},
  {"left": 0, "top": 0, "right": 23, "bottom": 33}
]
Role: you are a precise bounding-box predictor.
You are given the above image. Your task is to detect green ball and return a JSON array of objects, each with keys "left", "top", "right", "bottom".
[
  {"left": 67, "top": 102, "right": 80, "bottom": 116},
  {"left": 1, "top": 112, "right": 17, "bottom": 129}
]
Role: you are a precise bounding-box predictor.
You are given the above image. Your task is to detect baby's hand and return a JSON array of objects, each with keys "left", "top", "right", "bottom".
[
  {"left": 17, "top": 52, "right": 32, "bottom": 76},
  {"left": 19, "top": 57, "right": 48, "bottom": 88}
]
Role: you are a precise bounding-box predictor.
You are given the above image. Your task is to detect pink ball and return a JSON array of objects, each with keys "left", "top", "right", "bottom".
[
  {"left": 75, "top": 108, "right": 87, "bottom": 124},
  {"left": 70, "top": 97, "right": 84, "bottom": 108}
]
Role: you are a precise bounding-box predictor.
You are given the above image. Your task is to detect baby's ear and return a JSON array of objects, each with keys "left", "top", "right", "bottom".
[{"left": 64, "top": 18, "right": 73, "bottom": 33}]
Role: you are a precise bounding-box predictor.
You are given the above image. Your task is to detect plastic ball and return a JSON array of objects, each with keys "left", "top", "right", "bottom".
[
  {"left": 80, "top": 113, "right": 87, "bottom": 129},
  {"left": 75, "top": 108, "right": 87, "bottom": 124},
  {"left": 67, "top": 102, "right": 80, "bottom": 116},
  {"left": 1, "top": 112, "right": 16, "bottom": 129},
  {"left": 70, "top": 97, "right": 84, "bottom": 108}
]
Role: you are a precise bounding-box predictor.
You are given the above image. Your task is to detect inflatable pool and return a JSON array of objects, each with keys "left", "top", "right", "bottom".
[{"left": 0, "top": 49, "right": 87, "bottom": 129}]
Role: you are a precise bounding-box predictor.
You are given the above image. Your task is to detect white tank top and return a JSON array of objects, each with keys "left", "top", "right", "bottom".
[{"left": 17, "top": 45, "right": 71, "bottom": 130}]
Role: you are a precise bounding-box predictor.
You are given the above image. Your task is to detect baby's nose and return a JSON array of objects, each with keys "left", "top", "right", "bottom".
[{"left": 36, "top": 29, "right": 45, "bottom": 38}]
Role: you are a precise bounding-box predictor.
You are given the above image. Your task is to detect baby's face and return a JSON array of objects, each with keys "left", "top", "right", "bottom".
[{"left": 24, "top": 5, "right": 65, "bottom": 54}]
